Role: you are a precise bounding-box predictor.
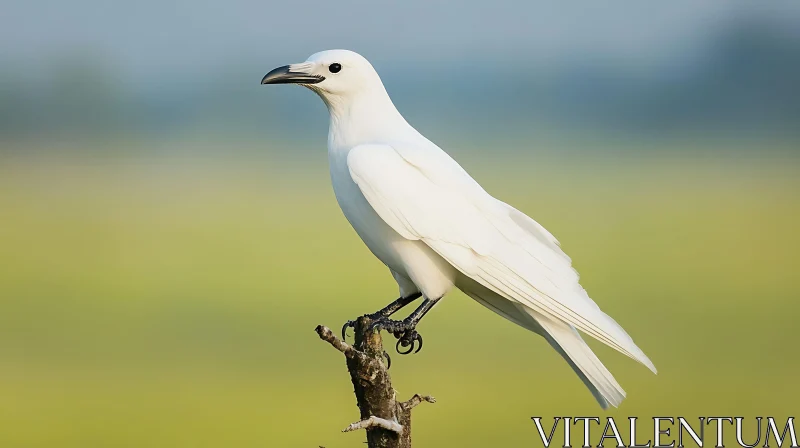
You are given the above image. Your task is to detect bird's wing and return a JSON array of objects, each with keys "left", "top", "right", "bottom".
[{"left": 347, "top": 143, "right": 655, "bottom": 372}]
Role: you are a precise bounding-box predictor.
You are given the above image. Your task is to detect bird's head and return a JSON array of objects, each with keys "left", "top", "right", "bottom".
[
  {"left": 262, "top": 49, "right": 409, "bottom": 141},
  {"left": 261, "top": 49, "right": 385, "bottom": 101}
]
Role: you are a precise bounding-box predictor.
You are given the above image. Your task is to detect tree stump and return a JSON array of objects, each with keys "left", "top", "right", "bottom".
[{"left": 315, "top": 316, "right": 435, "bottom": 448}]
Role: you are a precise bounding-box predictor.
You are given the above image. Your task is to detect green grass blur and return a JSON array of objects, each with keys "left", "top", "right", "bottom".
[{"left": 1, "top": 144, "right": 798, "bottom": 447}]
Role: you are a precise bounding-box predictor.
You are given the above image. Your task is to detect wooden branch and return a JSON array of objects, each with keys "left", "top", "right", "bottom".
[
  {"left": 343, "top": 416, "right": 403, "bottom": 434},
  {"left": 315, "top": 324, "right": 363, "bottom": 361},
  {"left": 315, "top": 317, "right": 435, "bottom": 448},
  {"left": 401, "top": 394, "right": 436, "bottom": 411}
]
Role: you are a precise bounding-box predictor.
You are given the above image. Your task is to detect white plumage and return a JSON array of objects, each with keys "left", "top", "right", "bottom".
[{"left": 264, "top": 49, "right": 656, "bottom": 408}]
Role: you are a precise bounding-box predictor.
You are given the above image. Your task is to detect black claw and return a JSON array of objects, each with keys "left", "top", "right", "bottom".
[
  {"left": 396, "top": 338, "right": 414, "bottom": 355},
  {"left": 383, "top": 350, "right": 392, "bottom": 369},
  {"left": 341, "top": 321, "right": 353, "bottom": 340},
  {"left": 396, "top": 329, "right": 423, "bottom": 355}
]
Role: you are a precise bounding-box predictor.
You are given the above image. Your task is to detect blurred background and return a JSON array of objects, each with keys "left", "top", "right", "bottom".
[{"left": 1, "top": 1, "right": 799, "bottom": 447}]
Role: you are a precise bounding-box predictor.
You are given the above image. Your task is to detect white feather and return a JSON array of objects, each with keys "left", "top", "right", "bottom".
[
  {"left": 462, "top": 280, "right": 624, "bottom": 408},
  {"left": 347, "top": 143, "right": 656, "bottom": 375},
  {"left": 276, "top": 49, "right": 657, "bottom": 407}
]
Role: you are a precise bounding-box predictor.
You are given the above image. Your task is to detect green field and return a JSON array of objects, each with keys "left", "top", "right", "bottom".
[{"left": 1, "top": 147, "right": 798, "bottom": 447}]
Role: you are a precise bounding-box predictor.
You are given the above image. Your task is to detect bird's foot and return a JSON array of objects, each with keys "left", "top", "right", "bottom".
[
  {"left": 341, "top": 309, "right": 425, "bottom": 356},
  {"left": 340, "top": 309, "right": 395, "bottom": 340},
  {"left": 395, "top": 328, "right": 423, "bottom": 355},
  {"left": 368, "top": 317, "right": 424, "bottom": 355}
]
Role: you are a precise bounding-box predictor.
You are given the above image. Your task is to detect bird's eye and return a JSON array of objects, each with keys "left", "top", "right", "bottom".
[{"left": 329, "top": 63, "right": 342, "bottom": 74}]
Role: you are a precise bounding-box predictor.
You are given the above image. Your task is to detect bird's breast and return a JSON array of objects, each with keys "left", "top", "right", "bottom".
[
  {"left": 328, "top": 149, "right": 407, "bottom": 271},
  {"left": 327, "top": 146, "right": 457, "bottom": 299}
]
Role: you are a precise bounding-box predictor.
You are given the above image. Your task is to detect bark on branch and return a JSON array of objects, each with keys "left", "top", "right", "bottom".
[{"left": 315, "top": 316, "right": 434, "bottom": 447}]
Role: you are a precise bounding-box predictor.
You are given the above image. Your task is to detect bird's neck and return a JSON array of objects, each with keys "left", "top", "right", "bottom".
[{"left": 323, "top": 89, "right": 417, "bottom": 151}]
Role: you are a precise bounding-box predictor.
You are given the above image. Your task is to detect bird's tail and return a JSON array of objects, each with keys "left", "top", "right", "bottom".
[
  {"left": 463, "top": 284, "right": 626, "bottom": 408},
  {"left": 525, "top": 308, "right": 625, "bottom": 409}
]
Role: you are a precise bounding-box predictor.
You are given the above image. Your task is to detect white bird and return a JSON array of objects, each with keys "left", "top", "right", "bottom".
[{"left": 262, "top": 49, "right": 656, "bottom": 408}]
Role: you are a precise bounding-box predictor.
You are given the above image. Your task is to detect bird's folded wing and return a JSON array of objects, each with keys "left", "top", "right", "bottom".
[{"left": 347, "top": 143, "right": 655, "bottom": 373}]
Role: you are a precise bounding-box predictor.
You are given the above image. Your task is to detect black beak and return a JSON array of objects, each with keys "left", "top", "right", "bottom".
[{"left": 261, "top": 65, "right": 325, "bottom": 85}]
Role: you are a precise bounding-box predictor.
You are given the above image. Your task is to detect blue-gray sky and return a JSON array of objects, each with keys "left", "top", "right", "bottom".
[
  {"left": 2, "top": 0, "right": 799, "bottom": 143},
  {"left": 3, "top": 0, "right": 799, "bottom": 83}
]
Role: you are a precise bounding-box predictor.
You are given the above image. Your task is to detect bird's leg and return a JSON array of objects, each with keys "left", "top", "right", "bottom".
[
  {"left": 369, "top": 296, "right": 440, "bottom": 355},
  {"left": 341, "top": 292, "right": 422, "bottom": 340},
  {"left": 373, "top": 291, "right": 423, "bottom": 317}
]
